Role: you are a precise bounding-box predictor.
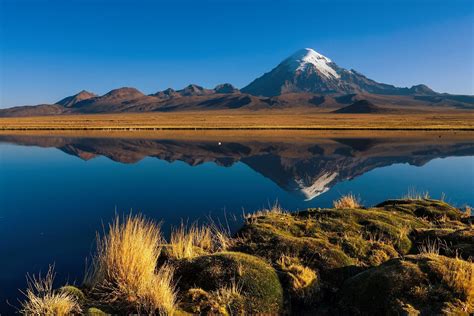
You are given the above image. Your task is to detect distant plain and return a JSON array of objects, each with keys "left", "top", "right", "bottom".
[{"left": 1, "top": 110, "right": 473, "bottom": 131}]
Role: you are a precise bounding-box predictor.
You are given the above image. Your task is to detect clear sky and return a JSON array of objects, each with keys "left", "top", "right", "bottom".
[{"left": 0, "top": 0, "right": 473, "bottom": 108}]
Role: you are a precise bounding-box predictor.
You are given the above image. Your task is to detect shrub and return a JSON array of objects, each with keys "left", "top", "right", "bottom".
[{"left": 20, "top": 266, "right": 82, "bottom": 316}]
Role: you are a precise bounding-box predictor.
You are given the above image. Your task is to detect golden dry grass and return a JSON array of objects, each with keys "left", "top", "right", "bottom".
[
  {"left": 442, "top": 257, "right": 474, "bottom": 302},
  {"left": 403, "top": 188, "right": 431, "bottom": 200},
  {"left": 333, "top": 193, "right": 361, "bottom": 209},
  {"left": 1, "top": 111, "right": 473, "bottom": 130},
  {"left": 168, "top": 221, "right": 233, "bottom": 259},
  {"left": 277, "top": 255, "right": 317, "bottom": 293},
  {"left": 429, "top": 255, "right": 474, "bottom": 312},
  {"left": 244, "top": 202, "right": 286, "bottom": 223},
  {"left": 20, "top": 266, "right": 81, "bottom": 316},
  {"left": 418, "top": 238, "right": 443, "bottom": 255},
  {"left": 185, "top": 281, "right": 244, "bottom": 315},
  {"left": 169, "top": 223, "right": 213, "bottom": 259},
  {"left": 85, "top": 214, "right": 176, "bottom": 314}
]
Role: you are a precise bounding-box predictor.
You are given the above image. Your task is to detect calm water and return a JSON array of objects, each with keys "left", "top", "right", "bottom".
[{"left": 0, "top": 133, "right": 473, "bottom": 312}]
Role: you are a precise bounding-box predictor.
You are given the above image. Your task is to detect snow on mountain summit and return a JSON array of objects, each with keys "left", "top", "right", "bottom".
[{"left": 285, "top": 48, "right": 340, "bottom": 79}]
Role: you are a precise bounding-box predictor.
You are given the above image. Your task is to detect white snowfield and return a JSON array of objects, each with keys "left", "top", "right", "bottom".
[{"left": 285, "top": 48, "right": 341, "bottom": 79}]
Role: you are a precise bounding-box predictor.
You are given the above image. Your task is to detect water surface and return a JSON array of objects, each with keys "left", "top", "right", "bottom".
[{"left": 0, "top": 132, "right": 473, "bottom": 312}]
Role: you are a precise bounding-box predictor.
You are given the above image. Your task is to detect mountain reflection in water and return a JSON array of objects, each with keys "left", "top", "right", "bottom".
[{"left": 1, "top": 133, "right": 472, "bottom": 200}]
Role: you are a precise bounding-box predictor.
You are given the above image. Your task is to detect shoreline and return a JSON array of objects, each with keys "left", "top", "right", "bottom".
[
  {"left": 1, "top": 129, "right": 473, "bottom": 143},
  {"left": 1, "top": 126, "right": 474, "bottom": 131},
  {"left": 1, "top": 111, "right": 473, "bottom": 131}
]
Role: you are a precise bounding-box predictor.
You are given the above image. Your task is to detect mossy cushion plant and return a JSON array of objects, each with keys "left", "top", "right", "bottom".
[
  {"left": 176, "top": 251, "right": 284, "bottom": 314},
  {"left": 376, "top": 199, "right": 464, "bottom": 221},
  {"left": 340, "top": 254, "right": 474, "bottom": 315},
  {"left": 86, "top": 307, "right": 109, "bottom": 315},
  {"left": 58, "top": 285, "right": 86, "bottom": 304}
]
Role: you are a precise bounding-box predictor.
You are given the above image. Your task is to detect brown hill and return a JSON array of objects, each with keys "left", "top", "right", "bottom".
[
  {"left": 55, "top": 90, "right": 97, "bottom": 107},
  {"left": 333, "top": 100, "right": 389, "bottom": 114}
]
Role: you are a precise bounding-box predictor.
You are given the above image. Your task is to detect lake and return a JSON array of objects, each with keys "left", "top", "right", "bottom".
[{"left": 0, "top": 131, "right": 473, "bottom": 312}]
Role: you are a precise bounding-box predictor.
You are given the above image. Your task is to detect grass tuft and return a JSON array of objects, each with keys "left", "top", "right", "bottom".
[
  {"left": 277, "top": 255, "right": 318, "bottom": 301},
  {"left": 169, "top": 222, "right": 213, "bottom": 259},
  {"left": 168, "top": 220, "right": 234, "bottom": 259},
  {"left": 85, "top": 214, "right": 176, "bottom": 314},
  {"left": 403, "top": 188, "right": 430, "bottom": 200},
  {"left": 333, "top": 193, "right": 361, "bottom": 209},
  {"left": 440, "top": 257, "right": 474, "bottom": 305},
  {"left": 429, "top": 255, "right": 474, "bottom": 312},
  {"left": 462, "top": 205, "right": 472, "bottom": 217},
  {"left": 418, "top": 238, "right": 444, "bottom": 255},
  {"left": 20, "top": 265, "right": 82, "bottom": 316},
  {"left": 244, "top": 202, "right": 286, "bottom": 223}
]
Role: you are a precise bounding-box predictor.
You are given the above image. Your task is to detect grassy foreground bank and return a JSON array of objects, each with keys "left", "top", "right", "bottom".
[{"left": 20, "top": 197, "right": 473, "bottom": 315}]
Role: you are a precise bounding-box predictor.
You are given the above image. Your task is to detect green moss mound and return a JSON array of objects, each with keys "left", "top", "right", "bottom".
[
  {"left": 176, "top": 251, "right": 283, "bottom": 314},
  {"left": 376, "top": 199, "right": 464, "bottom": 221},
  {"left": 58, "top": 285, "right": 86, "bottom": 303},
  {"left": 339, "top": 254, "right": 474, "bottom": 315},
  {"left": 86, "top": 307, "right": 109, "bottom": 315},
  {"left": 233, "top": 199, "right": 471, "bottom": 312},
  {"left": 234, "top": 203, "right": 430, "bottom": 286}
]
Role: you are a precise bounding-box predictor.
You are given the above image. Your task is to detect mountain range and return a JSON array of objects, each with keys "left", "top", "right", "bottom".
[{"left": 1, "top": 48, "right": 473, "bottom": 117}]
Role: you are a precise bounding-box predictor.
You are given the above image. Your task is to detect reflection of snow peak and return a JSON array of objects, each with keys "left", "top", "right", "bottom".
[{"left": 295, "top": 171, "right": 339, "bottom": 201}]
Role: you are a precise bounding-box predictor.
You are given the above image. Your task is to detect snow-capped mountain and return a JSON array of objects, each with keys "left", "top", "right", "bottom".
[{"left": 241, "top": 48, "right": 436, "bottom": 97}]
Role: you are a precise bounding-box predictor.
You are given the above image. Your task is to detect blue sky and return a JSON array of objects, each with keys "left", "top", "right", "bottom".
[{"left": 0, "top": 0, "right": 473, "bottom": 107}]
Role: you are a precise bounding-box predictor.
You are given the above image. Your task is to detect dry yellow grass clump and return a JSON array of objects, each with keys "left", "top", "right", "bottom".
[
  {"left": 244, "top": 203, "right": 287, "bottom": 224},
  {"left": 85, "top": 214, "right": 176, "bottom": 314},
  {"left": 170, "top": 223, "right": 213, "bottom": 259},
  {"left": 184, "top": 281, "right": 244, "bottom": 315},
  {"left": 20, "top": 266, "right": 81, "bottom": 316},
  {"left": 403, "top": 188, "right": 431, "bottom": 200},
  {"left": 169, "top": 221, "right": 233, "bottom": 259},
  {"left": 277, "top": 255, "right": 318, "bottom": 299},
  {"left": 333, "top": 193, "right": 361, "bottom": 209},
  {"left": 437, "top": 256, "right": 474, "bottom": 311}
]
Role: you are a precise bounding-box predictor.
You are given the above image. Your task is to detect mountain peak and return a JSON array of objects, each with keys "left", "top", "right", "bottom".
[
  {"left": 56, "top": 90, "right": 97, "bottom": 107},
  {"left": 214, "top": 83, "right": 239, "bottom": 94},
  {"left": 284, "top": 48, "right": 340, "bottom": 79},
  {"left": 178, "top": 84, "right": 214, "bottom": 96},
  {"left": 101, "top": 87, "right": 145, "bottom": 101},
  {"left": 242, "top": 48, "right": 439, "bottom": 97}
]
